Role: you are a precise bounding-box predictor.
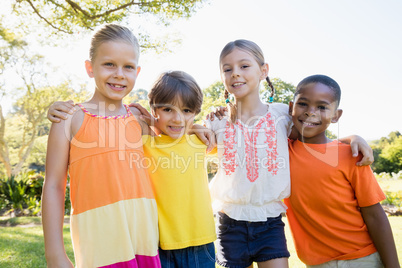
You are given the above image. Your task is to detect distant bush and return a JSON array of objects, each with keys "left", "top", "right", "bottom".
[
  {"left": 381, "top": 191, "right": 402, "bottom": 208},
  {"left": 0, "top": 171, "right": 48, "bottom": 217},
  {"left": 375, "top": 171, "right": 402, "bottom": 180}
]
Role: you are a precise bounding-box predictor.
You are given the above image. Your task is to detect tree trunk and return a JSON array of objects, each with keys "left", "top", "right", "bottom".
[{"left": 0, "top": 104, "right": 12, "bottom": 177}]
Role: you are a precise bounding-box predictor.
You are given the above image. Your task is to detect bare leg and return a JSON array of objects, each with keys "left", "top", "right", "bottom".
[{"left": 257, "top": 257, "right": 289, "bottom": 268}]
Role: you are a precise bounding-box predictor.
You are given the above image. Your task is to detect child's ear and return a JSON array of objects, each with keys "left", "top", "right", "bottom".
[
  {"left": 331, "top": 109, "right": 343, "bottom": 123},
  {"left": 288, "top": 101, "right": 294, "bottom": 116},
  {"left": 260, "top": 63, "right": 269, "bottom": 80},
  {"left": 136, "top": 66, "right": 141, "bottom": 76},
  {"left": 85, "top": 60, "right": 94, "bottom": 78},
  {"left": 151, "top": 109, "right": 157, "bottom": 118}
]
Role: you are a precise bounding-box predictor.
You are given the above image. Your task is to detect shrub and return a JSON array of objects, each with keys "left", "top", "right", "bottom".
[
  {"left": 381, "top": 191, "right": 402, "bottom": 208},
  {"left": 0, "top": 171, "right": 45, "bottom": 216},
  {"left": 0, "top": 175, "right": 30, "bottom": 216},
  {"left": 27, "top": 172, "right": 44, "bottom": 200}
]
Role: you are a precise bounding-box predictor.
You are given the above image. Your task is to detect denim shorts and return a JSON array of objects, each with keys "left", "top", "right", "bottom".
[
  {"left": 215, "top": 212, "right": 290, "bottom": 268},
  {"left": 159, "top": 242, "right": 215, "bottom": 268}
]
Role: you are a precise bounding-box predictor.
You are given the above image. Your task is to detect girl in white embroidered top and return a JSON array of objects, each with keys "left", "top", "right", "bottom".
[{"left": 205, "top": 39, "right": 373, "bottom": 268}]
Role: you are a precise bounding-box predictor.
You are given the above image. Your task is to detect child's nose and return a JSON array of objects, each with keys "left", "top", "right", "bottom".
[
  {"left": 231, "top": 67, "right": 240, "bottom": 78},
  {"left": 172, "top": 111, "right": 182, "bottom": 122},
  {"left": 114, "top": 67, "right": 124, "bottom": 79},
  {"left": 305, "top": 108, "right": 318, "bottom": 116}
]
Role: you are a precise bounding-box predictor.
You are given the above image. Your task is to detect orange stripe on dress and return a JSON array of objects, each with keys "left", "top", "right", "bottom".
[{"left": 69, "top": 111, "right": 154, "bottom": 215}]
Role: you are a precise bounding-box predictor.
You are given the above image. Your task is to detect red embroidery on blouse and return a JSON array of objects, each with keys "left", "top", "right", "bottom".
[
  {"left": 223, "top": 121, "right": 237, "bottom": 175},
  {"left": 222, "top": 111, "right": 279, "bottom": 181},
  {"left": 264, "top": 113, "right": 279, "bottom": 175}
]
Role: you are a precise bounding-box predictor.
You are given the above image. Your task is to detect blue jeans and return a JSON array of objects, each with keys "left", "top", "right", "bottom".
[{"left": 159, "top": 242, "right": 215, "bottom": 268}]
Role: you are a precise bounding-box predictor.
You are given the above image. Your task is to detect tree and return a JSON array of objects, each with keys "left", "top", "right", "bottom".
[
  {"left": 0, "top": 82, "right": 88, "bottom": 177},
  {"left": 9, "top": 0, "right": 207, "bottom": 52},
  {"left": 0, "top": 26, "right": 89, "bottom": 176},
  {"left": 126, "top": 88, "right": 148, "bottom": 103},
  {"left": 260, "top": 78, "right": 296, "bottom": 105},
  {"left": 371, "top": 131, "right": 402, "bottom": 173},
  {"left": 197, "top": 81, "right": 226, "bottom": 122}
]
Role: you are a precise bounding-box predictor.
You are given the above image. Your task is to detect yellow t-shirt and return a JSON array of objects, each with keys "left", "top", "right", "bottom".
[{"left": 142, "top": 134, "right": 216, "bottom": 250}]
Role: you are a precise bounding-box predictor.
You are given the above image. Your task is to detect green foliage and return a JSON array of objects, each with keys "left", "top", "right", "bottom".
[
  {"left": 14, "top": 0, "right": 205, "bottom": 33},
  {"left": 126, "top": 88, "right": 148, "bottom": 103},
  {"left": 325, "top": 129, "right": 337, "bottom": 139},
  {"left": 64, "top": 180, "right": 71, "bottom": 216},
  {"left": 8, "top": 0, "right": 207, "bottom": 52},
  {"left": 0, "top": 171, "right": 44, "bottom": 216},
  {"left": 381, "top": 191, "right": 402, "bottom": 208},
  {"left": 371, "top": 131, "right": 402, "bottom": 173},
  {"left": 198, "top": 81, "right": 226, "bottom": 123},
  {"left": 261, "top": 78, "right": 296, "bottom": 105},
  {"left": 0, "top": 174, "right": 29, "bottom": 215}
]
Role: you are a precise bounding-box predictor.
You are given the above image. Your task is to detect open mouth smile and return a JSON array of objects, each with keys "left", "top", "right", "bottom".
[
  {"left": 232, "top": 82, "right": 246, "bottom": 88},
  {"left": 108, "top": 83, "right": 126, "bottom": 90},
  {"left": 169, "top": 126, "right": 184, "bottom": 132},
  {"left": 300, "top": 120, "right": 320, "bottom": 126}
]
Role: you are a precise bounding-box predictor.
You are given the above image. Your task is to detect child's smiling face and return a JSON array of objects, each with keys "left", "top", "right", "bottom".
[
  {"left": 290, "top": 82, "right": 342, "bottom": 144},
  {"left": 152, "top": 97, "right": 196, "bottom": 140},
  {"left": 220, "top": 48, "right": 268, "bottom": 101},
  {"left": 86, "top": 41, "right": 140, "bottom": 103}
]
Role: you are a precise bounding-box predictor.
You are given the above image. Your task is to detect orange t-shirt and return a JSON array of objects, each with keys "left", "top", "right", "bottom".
[{"left": 284, "top": 139, "right": 385, "bottom": 265}]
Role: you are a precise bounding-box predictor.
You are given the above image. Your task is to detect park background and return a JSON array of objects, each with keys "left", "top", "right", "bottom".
[{"left": 0, "top": 0, "right": 401, "bottom": 267}]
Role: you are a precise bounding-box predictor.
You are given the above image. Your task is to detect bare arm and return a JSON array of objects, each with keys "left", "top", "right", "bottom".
[
  {"left": 360, "top": 203, "right": 400, "bottom": 268},
  {"left": 339, "top": 135, "right": 374, "bottom": 166},
  {"left": 42, "top": 117, "right": 74, "bottom": 267}
]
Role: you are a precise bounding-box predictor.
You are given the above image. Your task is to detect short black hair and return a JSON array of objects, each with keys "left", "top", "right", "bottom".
[{"left": 295, "top": 74, "right": 341, "bottom": 106}]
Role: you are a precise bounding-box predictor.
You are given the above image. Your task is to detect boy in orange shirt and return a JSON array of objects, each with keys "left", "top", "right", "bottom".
[{"left": 285, "top": 74, "right": 400, "bottom": 267}]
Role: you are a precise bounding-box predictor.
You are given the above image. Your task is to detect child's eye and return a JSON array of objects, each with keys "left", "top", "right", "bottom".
[
  {"left": 297, "top": 102, "right": 307, "bottom": 107},
  {"left": 318, "top": 105, "right": 327, "bottom": 110},
  {"left": 125, "top": 65, "right": 135, "bottom": 70},
  {"left": 162, "top": 108, "right": 172, "bottom": 112},
  {"left": 223, "top": 68, "right": 232, "bottom": 73},
  {"left": 241, "top": 65, "right": 249, "bottom": 69},
  {"left": 104, "top": 62, "right": 114, "bottom": 67},
  {"left": 183, "top": 109, "right": 193, "bottom": 113}
]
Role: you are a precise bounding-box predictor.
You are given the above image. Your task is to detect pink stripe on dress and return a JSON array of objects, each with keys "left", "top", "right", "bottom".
[{"left": 99, "top": 254, "right": 161, "bottom": 268}]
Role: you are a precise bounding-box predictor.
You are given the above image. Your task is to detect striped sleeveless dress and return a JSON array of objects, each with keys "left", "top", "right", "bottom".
[{"left": 69, "top": 104, "right": 160, "bottom": 268}]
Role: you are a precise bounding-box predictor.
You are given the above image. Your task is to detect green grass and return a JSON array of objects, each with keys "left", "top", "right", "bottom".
[
  {"left": 0, "top": 216, "right": 400, "bottom": 267},
  {"left": 215, "top": 216, "right": 402, "bottom": 268},
  {"left": 0, "top": 216, "right": 42, "bottom": 226},
  {"left": 0, "top": 220, "right": 74, "bottom": 268}
]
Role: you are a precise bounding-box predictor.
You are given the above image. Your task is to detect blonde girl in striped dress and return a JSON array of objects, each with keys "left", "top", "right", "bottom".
[{"left": 42, "top": 24, "right": 161, "bottom": 268}]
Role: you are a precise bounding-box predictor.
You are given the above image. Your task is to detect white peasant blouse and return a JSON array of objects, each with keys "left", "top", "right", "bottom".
[{"left": 206, "top": 103, "right": 292, "bottom": 222}]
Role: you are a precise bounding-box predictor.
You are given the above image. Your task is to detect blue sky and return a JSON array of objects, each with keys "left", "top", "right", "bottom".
[{"left": 3, "top": 0, "right": 402, "bottom": 140}]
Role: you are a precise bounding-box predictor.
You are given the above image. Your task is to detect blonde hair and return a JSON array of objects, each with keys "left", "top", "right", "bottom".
[
  {"left": 89, "top": 24, "right": 140, "bottom": 61},
  {"left": 219, "top": 39, "right": 274, "bottom": 123}
]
